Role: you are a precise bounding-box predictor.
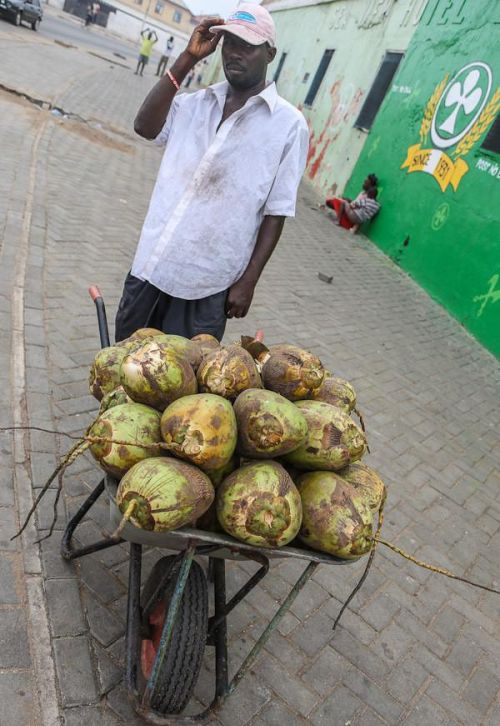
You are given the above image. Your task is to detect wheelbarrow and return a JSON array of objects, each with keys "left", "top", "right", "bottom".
[{"left": 60, "top": 286, "right": 356, "bottom": 724}]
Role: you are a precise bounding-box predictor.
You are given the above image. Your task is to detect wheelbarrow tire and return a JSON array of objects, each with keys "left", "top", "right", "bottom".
[{"left": 139, "top": 555, "right": 208, "bottom": 715}]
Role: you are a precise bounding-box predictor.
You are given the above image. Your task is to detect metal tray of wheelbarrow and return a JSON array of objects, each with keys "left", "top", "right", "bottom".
[{"left": 104, "top": 475, "right": 352, "bottom": 566}]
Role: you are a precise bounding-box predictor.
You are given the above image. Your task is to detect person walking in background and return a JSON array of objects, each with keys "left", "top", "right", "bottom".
[
  {"left": 156, "top": 35, "right": 175, "bottom": 77},
  {"left": 115, "top": 4, "right": 309, "bottom": 341},
  {"left": 84, "top": 3, "right": 93, "bottom": 27},
  {"left": 91, "top": 2, "right": 100, "bottom": 23},
  {"left": 135, "top": 29, "right": 159, "bottom": 77}
]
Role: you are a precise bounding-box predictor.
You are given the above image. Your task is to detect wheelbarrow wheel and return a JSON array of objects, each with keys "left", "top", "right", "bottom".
[{"left": 139, "top": 555, "right": 208, "bottom": 715}]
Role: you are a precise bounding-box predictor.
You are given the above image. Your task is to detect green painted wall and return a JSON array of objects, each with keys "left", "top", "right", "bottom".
[{"left": 347, "top": 0, "right": 500, "bottom": 357}]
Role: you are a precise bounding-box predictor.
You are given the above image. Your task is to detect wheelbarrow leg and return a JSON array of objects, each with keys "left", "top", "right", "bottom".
[
  {"left": 228, "top": 561, "right": 319, "bottom": 696},
  {"left": 213, "top": 558, "right": 229, "bottom": 702},
  {"left": 60, "top": 479, "right": 123, "bottom": 560},
  {"left": 125, "top": 542, "right": 142, "bottom": 696}
]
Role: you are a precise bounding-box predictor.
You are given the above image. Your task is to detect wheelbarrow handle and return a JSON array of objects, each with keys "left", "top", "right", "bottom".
[
  {"left": 88, "top": 285, "right": 111, "bottom": 349},
  {"left": 88, "top": 285, "right": 103, "bottom": 302}
]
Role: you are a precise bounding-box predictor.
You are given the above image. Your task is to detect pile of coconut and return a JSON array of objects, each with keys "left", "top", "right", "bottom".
[{"left": 72, "top": 327, "right": 385, "bottom": 560}]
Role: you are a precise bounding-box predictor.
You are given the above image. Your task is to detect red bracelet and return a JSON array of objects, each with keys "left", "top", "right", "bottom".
[{"left": 166, "top": 69, "right": 180, "bottom": 92}]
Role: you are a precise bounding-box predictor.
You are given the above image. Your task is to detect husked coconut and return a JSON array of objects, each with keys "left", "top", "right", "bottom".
[
  {"left": 191, "top": 333, "right": 221, "bottom": 358},
  {"left": 197, "top": 345, "right": 262, "bottom": 399},
  {"left": 116, "top": 457, "right": 214, "bottom": 531},
  {"left": 216, "top": 460, "right": 302, "bottom": 547},
  {"left": 234, "top": 389, "right": 308, "bottom": 458},
  {"left": 284, "top": 401, "right": 366, "bottom": 471},
  {"left": 312, "top": 374, "right": 357, "bottom": 413},
  {"left": 261, "top": 344, "right": 324, "bottom": 401},
  {"left": 99, "top": 385, "right": 132, "bottom": 414},
  {"left": 120, "top": 339, "right": 197, "bottom": 411},
  {"left": 161, "top": 393, "right": 237, "bottom": 472},
  {"left": 338, "top": 462, "right": 386, "bottom": 512},
  {"left": 89, "top": 346, "right": 128, "bottom": 401},
  {"left": 89, "top": 402, "right": 162, "bottom": 479},
  {"left": 298, "top": 471, "right": 373, "bottom": 559}
]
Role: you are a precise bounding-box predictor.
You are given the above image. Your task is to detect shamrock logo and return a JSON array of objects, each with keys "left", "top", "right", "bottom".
[
  {"left": 431, "top": 62, "right": 492, "bottom": 149},
  {"left": 439, "top": 70, "right": 482, "bottom": 135}
]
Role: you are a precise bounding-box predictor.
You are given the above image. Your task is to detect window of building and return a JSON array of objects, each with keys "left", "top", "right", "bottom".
[
  {"left": 154, "top": 0, "right": 164, "bottom": 13},
  {"left": 273, "top": 52, "right": 287, "bottom": 84},
  {"left": 134, "top": 0, "right": 143, "bottom": 5},
  {"left": 480, "top": 115, "right": 500, "bottom": 154},
  {"left": 302, "top": 73, "right": 310, "bottom": 84},
  {"left": 354, "top": 51, "right": 404, "bottom": 131},
  {"left": 304, "top": 49, "right": 334, "bottom": 107},
  {"left": 173, "top": 9, "right": 182, "bottom": 22}
]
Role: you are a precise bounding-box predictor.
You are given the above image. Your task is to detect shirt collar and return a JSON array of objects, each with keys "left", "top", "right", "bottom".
[{"left": 207, "top": 81, "right": 278, "bottom": 114}]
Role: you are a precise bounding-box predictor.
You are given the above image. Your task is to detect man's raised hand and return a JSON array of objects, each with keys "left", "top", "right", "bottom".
[{"left": 186, "top": 17, "right": 224, "bottom": 62}]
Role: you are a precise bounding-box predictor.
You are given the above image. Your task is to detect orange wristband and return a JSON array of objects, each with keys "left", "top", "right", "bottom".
[{"left": 166, "top": 69, "right": 180, "bottom": 91}]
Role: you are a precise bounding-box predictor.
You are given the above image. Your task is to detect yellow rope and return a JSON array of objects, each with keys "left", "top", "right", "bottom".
[{"left": 374, "top": 536, "right": 500, "bottom": 594}]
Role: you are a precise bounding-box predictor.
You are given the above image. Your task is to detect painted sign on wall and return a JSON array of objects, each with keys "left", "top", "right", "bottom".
[{"left": 402, "top": 61, "right": 499, "bottom": 191}]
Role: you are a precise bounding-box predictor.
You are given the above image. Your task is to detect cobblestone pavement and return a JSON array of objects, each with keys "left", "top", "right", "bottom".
[{"left": 1, "top": 19, "right": 500, "bottom": 726}]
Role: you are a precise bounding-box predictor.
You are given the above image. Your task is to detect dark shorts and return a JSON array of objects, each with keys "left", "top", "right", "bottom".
[
  {"left": 115, "top": 272, "right": 228, "bottom": 343},
  {"left": 138, "top": 54, "right": 149, "bottom": 64}
]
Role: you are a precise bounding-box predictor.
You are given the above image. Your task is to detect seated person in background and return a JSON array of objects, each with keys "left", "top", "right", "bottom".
[
  {"left": 325, "top": 173, "right": 379, "bottom": 229},
  {"left": 342, "top": 173, "right": 378, "bottom": 204},
  {"left": 327, "top": 185, "right": 380, "bottom": 232}
]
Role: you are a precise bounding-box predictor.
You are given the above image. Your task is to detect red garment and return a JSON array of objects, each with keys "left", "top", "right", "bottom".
[{"left": 326, "top": 197, "right": 355, "bottom": 230}]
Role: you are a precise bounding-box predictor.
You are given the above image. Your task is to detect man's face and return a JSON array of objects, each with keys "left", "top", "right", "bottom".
[{"left": 221, "top": 33, "right": 276, "bottom": 89}]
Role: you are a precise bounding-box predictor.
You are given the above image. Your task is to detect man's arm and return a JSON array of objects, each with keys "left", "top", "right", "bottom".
[
  {"left": 226, "top": 216, "right": 285, "bottom": 319},
  {"left": 134, "top": 17, "right": 223, "bottom": 139}
]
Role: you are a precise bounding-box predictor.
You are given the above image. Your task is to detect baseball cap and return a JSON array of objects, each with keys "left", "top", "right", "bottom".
[{"left": 209, "top": 3, "right": 276, "bottom": 48}]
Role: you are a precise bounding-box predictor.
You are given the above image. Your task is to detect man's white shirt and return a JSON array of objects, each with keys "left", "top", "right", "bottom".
[{"left": 131, "top": 81, "right": 309, "bottom": 300}]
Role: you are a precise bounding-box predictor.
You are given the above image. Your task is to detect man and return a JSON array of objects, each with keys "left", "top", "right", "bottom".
[
  {"left": 135, "top": 29, "right": 159, "bottom": 77},
  {"left": 116, "top": 4, "right": 309, "bottom": 342},
  {"left": 156, "top": 35, "right": 174, "bottom": 77}
]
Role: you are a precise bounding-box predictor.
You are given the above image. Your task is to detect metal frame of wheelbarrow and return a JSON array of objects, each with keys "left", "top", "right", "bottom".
[{"left": 59, "top": 286, "right": 355, "bottom": 724}]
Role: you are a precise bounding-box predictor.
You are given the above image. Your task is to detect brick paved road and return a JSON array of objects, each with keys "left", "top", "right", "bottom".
[{"left": 1, "top": 19, "right": 499, "bottom": 726}]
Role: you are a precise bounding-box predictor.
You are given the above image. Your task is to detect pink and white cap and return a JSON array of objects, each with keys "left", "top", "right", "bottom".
[{"left": 210, "top": 3, "right": 276, "bottom": 48}]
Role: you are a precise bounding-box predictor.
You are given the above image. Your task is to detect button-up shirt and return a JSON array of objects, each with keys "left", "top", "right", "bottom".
[{"left": 131, "top": 81, "right": 309, "bottom": 300}]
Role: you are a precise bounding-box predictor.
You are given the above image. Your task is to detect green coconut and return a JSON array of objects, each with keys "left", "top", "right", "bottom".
[
  {"left": 99, "top": 385, "right": 133, "bottom": 414},
  {"left": 312, "top": 374, "right": 357, "bottom": 413},
  {"left": 191, "top": 333, "right": 221, "bottom": 358},
  {"left": 116, "top": 457, "right": 214, "bottom": 532},
  {"left": 216, "top": 460, "right": 302, "bottom": 547},
  {"left": 197, "top": 345, "right": 262, "bottom": 400},
  {"left": 338, "top": 462, "right": 386, "bottom": 512},
  {"left": 283, "top": 401, "right": 366, "bottom": 471},
  {"left": 151, "top": 334, "right": 203, "bottom": 370},
  {"left": 195, "top": 501, "right": 221, "bottom": 532},
  {"left": 120, "top": 339, "right": 197, "bottom": 411},
  {"left": 297, "top": 471, "right": 373, "bottom": 559},
  {"left": 89, "top": 402, "right": 162, "bottom": 479},
  {"left": 161, "top": 393, "right": 237, "bottom": 472},
  {"left": 234, "top": 389, "right": 308, "bottom": 459},
  {"left": 261, "top": 344, "right": 325, "bottom": 401},
  {"left": 121, "top": 327, "right": 165, "bottom": 343},
  {"left": 208, "top": 455, "right": 238, "bottom": 488},
  {"left": 118, "top": 330, "right": 202, "bottom": 369},
  {"left": 89, "top": 346, "right": 128, "bottom": 401}
]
